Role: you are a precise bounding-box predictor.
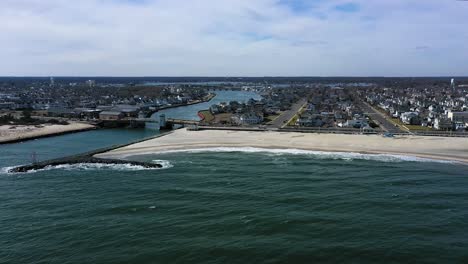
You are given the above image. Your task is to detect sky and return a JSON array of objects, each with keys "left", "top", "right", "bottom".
[{"left": 1, "top": 0, "right": 467, "bottom": 77}]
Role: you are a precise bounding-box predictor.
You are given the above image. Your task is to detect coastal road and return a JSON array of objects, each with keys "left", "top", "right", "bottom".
[
  {"left": 355, "top": 98, "right": 407, "bottom": 134},
  {"left": 269, "top": 99, "right": 308, "bottom": 128}
]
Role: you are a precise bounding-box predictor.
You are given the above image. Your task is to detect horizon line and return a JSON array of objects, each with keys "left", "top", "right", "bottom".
[{"left": 1, "top": 75, "right": 468, "bottom": 79}]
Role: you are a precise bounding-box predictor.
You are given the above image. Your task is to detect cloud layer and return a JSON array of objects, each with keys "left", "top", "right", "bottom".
[{"left": 1, "top": 0, "right": 467, "bottom": 76}]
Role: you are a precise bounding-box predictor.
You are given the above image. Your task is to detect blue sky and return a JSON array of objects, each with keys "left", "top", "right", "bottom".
[{"left": 0, "top": 0, "right": 467, "bottom": 76}]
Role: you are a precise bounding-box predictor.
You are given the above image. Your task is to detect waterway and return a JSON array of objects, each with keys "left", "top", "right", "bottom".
[{"left": 153, "top": 90, "right": 262, "bottom": 120}]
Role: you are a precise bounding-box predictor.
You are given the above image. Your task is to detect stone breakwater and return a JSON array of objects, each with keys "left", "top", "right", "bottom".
[
  {"left": 9, "top": 157, "right": 162, "bottom": 173},
  {"left": 8, "top": 131, "right": 174, "bottom": 173}
]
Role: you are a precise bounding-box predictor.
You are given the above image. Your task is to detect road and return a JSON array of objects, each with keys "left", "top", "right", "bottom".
[
  {"left": 269, "top": 99, "right": 308, "bottom": 128},
  {"left": 354, "top": 98, "right": 407, "bottom": 134}
]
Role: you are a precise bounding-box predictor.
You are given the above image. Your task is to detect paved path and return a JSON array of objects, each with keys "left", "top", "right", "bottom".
[
  {"left": 269, "top": 99, "right": 308, "bottom": 128},
  {"left": 354, "top": 98, "right": 407, "bottom": 134}
]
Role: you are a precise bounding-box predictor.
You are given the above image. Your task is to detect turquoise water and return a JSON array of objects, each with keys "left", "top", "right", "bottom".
[{"left": 1, "top": 91, "right": 468, "bottom": 263}]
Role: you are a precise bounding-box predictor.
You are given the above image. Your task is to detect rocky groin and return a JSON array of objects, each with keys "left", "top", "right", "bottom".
[{"left": 8, "top": 131, "right": 174, "bottom": 173}]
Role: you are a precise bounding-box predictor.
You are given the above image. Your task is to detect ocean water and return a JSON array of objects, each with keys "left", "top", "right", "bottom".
[
  {"left": 2, "top": 141, "right": 468, "bottom": 263},
  {"left": 1, "top": 91, "right": 468, "bottom": 263}
]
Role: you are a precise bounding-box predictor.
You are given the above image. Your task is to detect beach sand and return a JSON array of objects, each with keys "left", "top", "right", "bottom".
[
  {"left": 0, "top": 122, "right": 96, "bottom": 144},
  {"left": 96, "top": 128, "right": 468, "bottom": 163}
]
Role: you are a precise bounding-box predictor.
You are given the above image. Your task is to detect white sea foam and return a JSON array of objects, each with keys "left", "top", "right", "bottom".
[
  {"left": 50, "top": 163, "right": 163, "bottom": 171},
  {"left": 0, "top": 166, "right": 16, "bottom": 175},
  {"left": 1, "top": 160, "right": 173, "bottom": 174},
  {"left": 155, "top": 147, "right": 456, "bottom": 164},
  {"left": 152, "top": 160, "right": 174, "bottom": 169}
]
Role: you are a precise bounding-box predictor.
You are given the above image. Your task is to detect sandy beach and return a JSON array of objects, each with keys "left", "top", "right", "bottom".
[
  {"left": 0, "top": 122, "right": 96, "bottom": 144},
  {"left": 96, "top": 128, "right": 468, "bottom": 163}
]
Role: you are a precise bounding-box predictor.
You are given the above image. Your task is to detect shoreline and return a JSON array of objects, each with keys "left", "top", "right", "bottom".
[
  {"left": 99, "top": 143, "right": 467, "bottom": 164},
  {"left": 154, "top": 93, "right": 216, "bottom": 112},
  {"left": 0, "top": 123, "right": 97, "bottom": 145},
  {"left": 95, "top": 128, "right": 468, "bottom": 164}
]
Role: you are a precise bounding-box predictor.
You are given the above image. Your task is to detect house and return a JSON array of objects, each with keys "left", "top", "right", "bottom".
[
  {"left": 231, "top": 113, "right": 264, "bottom": 125},
  {"left": 254, "top": 102, "right": 265, "bottom": 113},
  {"left": 99, "top": 111, "right": 124, "bottom": 120},
  {"left": 210, "top": 104, "right": 222, "bottom": 114},
  {"left": 306, "top": 103, "right": 316, "bottom": 112},
  {"left": 344, "top": 119, "right": 368, "bottom": 129},
  {"left": 0, "top": 102, "right": 15, "bottom": 110},
  {"left": 448, "top": 111, "right": 468, "bottom": 123},
  {"left": 74, "top": 108, "right": 101, "bottom": 119},
  {"left": 297, "top": 116, "right": 323, "bottom": 127},
  {"left": 400, "top": 112, "right": 421, "bottom": 125},
  {"left": 434, "top": 117, "right": 452, "bottom": 130},
  {"left": 47, "top": 108, "right": 78, "bottom": 118},
  {"left": 112, "top": 105, "right": 140, "bottom": 117}
]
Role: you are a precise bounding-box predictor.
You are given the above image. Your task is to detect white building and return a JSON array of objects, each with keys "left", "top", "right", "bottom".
[{"left": 448, "top": 111, "right": 468, "bottom": 123}]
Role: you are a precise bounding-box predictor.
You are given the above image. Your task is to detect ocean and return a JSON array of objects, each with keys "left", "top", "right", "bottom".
[{"left": 1, "top": 91, "right": 468, "bottom": 263}]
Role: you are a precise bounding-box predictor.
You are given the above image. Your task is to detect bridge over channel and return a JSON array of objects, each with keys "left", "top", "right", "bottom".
[
  {"left": 166, "top": 118, "right": 200, "bottom": 126},
  {"left": 135, "top": 117, "right": 200, "bottom": 128}
]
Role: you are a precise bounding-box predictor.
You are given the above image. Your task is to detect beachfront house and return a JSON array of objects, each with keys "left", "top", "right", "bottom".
[
  {"left": 434, "top": 117, "right": 453, "bottom": 130},
  {"left": 231, "top": 113, "right": 264, "bottom": 125},
  {"left": 296, "top": 114, "right": 323, "bottom": 127},
  {"left": 400, "top": 112, "right": 421, "bottom": 125},
  {"left": 344, "top": 119, "right": 368, "bottom": 129},
  {"left": 448, "top": 111, "right": 468, "bottom": 123}
]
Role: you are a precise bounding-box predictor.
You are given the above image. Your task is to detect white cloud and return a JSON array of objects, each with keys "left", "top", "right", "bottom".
[{"left": 0, "top": 0, "right": 467, "bottom": 76}]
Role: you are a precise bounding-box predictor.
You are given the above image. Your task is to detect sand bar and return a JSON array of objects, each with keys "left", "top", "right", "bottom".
[
  {"left": 95, "top": 128, "right": 468, "bottom": 163},
  {"left": 0, "top": 122, "right": 96, "bottom": 144}
]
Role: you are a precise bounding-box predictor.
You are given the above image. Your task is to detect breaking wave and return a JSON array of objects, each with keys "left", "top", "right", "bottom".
[
  {"left": 1, "top": 160, "right": 173, "bottom": 175},
  {"left": 0, "top": 166, "right": 16, "bottom": 175},
  {"left": 156, "top": 147, "right": 456, "bottom": 164},
  {"left": 152, "top": 160, "right": 174, "bottom": 169},
  {"left": 50, "top": 163, "right": 166, "bottom": 171}
]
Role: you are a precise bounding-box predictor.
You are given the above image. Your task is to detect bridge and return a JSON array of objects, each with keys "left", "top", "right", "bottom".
[
  {"left": 134, "top": 117, "right": 199, "bottom": 129},
  {"left": 166, "top": 118, "right": 200, "bottom": 126}
]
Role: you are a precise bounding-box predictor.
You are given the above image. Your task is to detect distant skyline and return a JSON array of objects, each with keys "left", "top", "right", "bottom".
[{"left": 1, "top": 0, "right": 468, "bottom": 77}]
